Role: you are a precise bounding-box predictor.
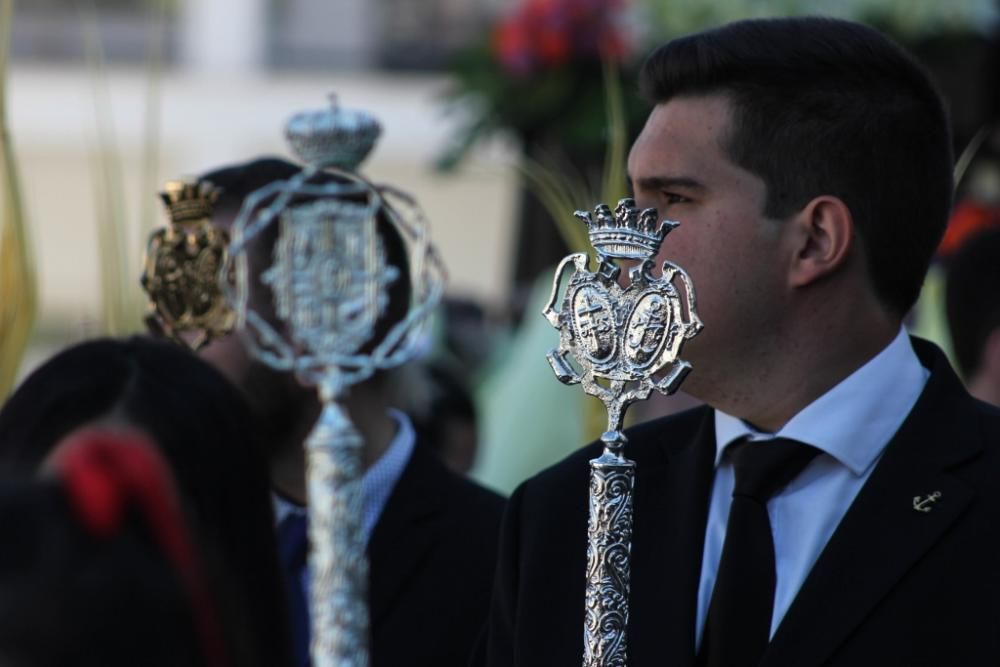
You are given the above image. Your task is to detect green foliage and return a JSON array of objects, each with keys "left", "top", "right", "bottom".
[
  {"left": 436, "top": 0, "right": 649, "bottom": 172},
  {"left": 438, "top": 48, "right": 646, "bottom": 172},
  {"left": 516, "top": 60, "right": 632, "bottom": 256}
]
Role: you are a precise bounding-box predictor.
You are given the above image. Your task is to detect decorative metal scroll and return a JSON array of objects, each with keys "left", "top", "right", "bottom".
[
  {"left": 223, "top": 97, "right": 444, "bottom": 667},
  {"left": 140, "top": 178, "right": 235, "bottom": 350},
  {"left": 543, "top": 198, "right": 703, "bottom": 667}
]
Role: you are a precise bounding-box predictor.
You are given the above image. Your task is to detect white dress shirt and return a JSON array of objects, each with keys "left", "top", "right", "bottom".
[
  {"left": 695, "top": 328, "right": 930, "bottom": 647},
  {"left": 358, "top": 408, "right": 417, "bottom": 541}
]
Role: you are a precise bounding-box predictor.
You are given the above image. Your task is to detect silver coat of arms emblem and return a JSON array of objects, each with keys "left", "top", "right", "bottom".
[
  {"left": 543, "top": 198, "right": 703, "bottom": 433},
  {"left": 543, "top": 197, "right": 702, "bottom": 667}
]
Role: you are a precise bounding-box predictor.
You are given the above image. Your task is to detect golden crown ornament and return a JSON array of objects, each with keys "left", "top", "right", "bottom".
[
  {"left": 140, "top": 178, "right": 235, "bottom": 351},
  {"left": 160, "top": 179, "right": 219, "bottom": 223},
  {"left": 543, "top": 197, "right": 703, "bottom": 667}
]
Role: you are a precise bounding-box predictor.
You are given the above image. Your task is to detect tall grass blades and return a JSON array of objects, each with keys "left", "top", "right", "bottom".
[
  {"left": 81, "top": 0, "right": 144, "bottom": 334},
  {"left": 0, "top": 0, "right": 37, "bottom": 401}
]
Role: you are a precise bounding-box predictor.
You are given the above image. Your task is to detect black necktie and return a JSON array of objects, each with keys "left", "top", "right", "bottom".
[{"left": 699, "top": 437, "right": 820, "bottom": 667}]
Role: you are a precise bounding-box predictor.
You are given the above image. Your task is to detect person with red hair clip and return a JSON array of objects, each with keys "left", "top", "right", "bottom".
[
  {"left": 0, "top": 336, "right": 292, "bottom": 667},
  {"left": 0, "top": 429, "right": 229, "bottom": 667}
]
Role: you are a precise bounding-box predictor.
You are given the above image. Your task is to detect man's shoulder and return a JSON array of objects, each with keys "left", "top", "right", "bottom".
[
  {"left": 912, "top": 338, "right": 1000, "bottom": 456},
  {"left": 410, "top": 443, "right": 506, "bottom": 517},
  {"left": 972, "top": 395, "right": 1000, "bottom": 421},
  {"left": 971, "top": 396, "right": 1000, "bottom": 455},
  {"left": 517, "top": 404, "right": 712, "bottom": 503},
  {"left": 447, "top": 466, "right": 507, "bottom": 516}
]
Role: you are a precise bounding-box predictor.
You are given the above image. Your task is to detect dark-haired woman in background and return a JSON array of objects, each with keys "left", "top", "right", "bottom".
[
  {"left": 0, "top": 429, "right": 229, "bottom": 666},
  {"left": 0, "top": 336, "right": 291, "bottom": 667},
  {"left": 0, "top": 429, "right": 226, "bottom": 666}
]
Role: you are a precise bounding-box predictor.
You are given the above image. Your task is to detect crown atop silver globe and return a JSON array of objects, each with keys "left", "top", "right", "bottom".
[{"left": 284, "top": 94, "right": 382, "bottom": 169}]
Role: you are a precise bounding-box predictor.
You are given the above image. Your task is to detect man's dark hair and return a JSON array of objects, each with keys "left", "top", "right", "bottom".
[
  {"left": 946, "top": 228, "right": 1000, "bottom": 378},
  {"left": 199, "top": 157, "right": 414, "bottom": 453},
  {"left": 639, "top": 17, "right": 954, "bottom": 316},
  {"left": 0, "top": 480, "right": 206, "bottom": 667}
]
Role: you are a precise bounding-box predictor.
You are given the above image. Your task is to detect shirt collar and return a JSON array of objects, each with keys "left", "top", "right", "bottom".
[
  {"left": 361, "top": 409, "right": 415, "bottom": 503},
  {"left": 714, "top": 328, "right": 930, "bottom": 475},
  {"left": 273, "top": 490, "right": 306, "bottom": 525},
  {"left": 359, "top": 408, "right": 415, "bottom": 542}
]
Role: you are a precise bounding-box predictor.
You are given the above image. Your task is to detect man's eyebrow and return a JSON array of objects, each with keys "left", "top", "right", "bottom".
[{"left": 629, "top": 175, "right": 707, "bottom": 192}]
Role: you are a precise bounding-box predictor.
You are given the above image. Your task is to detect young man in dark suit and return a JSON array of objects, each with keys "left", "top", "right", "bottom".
[
  {"left": 195, "top": 158, "right": 505, "bottom": 667},
  {"left": 482, "top": 17, "right": 1000, "bottom": 667}
]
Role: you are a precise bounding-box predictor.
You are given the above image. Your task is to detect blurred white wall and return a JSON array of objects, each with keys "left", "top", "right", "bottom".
[
  {"left": 179, "top": 0, "right": 268, "bottom": 73},
  {"left": 8, "top": 64, "right": 519, "bottom": 350}
]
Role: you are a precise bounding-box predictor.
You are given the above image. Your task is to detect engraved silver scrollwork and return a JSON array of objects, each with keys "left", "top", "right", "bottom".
[
  {"left": 544, "top": 199, "right": 703, "bottom": 667},
  {"left": 584, "top": 439, "right": 634, "bottom": 667},
  {"left": 223, "top": 97, "right": 444, "bottom": 667}
]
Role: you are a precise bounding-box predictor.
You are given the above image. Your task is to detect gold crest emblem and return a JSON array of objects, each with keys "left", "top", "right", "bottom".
[{"left": 140, "top": 178, "right": 235, "bottom": 350}]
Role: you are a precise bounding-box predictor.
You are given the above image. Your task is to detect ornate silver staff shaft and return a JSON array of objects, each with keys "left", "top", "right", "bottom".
[
  {"left": 543, "top": 199, "right": 703, "bottom": 667},
  {"left": 308, "top": 379, "right": 368, "bottom": 667},
  {"left": 249, "top": 188, "right": 387, "bottom": 667},
  {"left": 224, "top": 96, "right": 444, "bottom": 667}
]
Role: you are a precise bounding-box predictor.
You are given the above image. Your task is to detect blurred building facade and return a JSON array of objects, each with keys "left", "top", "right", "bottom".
[{"left": 9, "top": 0, "right": 519, "bottom": 354}]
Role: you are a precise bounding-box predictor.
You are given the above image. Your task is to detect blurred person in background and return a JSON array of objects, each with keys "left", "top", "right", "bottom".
[
  {"left": 409, "top": 360, "right": 480, "bottom": 475},
  {"left": 197, "top": 157, "right": 505, "bottom": 667},
  {"left": 405, "top": 296, "right": 494, "bottom": 476},
  {"left": 0, "top": 429, "right": 230, "bottom": 667},
  {"left": 0, "top": 336, "right": 291, "bottom": 667},
  {"left": 946, "top": 226, "right": 1000, "bottom": 407}
]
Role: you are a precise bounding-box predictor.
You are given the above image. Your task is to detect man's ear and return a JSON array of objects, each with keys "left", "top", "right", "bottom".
[{"left": 786, "top": 196, "right": 854, "bottom": 288}]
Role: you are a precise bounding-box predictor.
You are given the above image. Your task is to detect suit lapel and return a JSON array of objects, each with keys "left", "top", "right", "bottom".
[
  {"left": 628, "top": 407, "right": 716, "bottom": 667},
  {"left": 367, "top": 444, "right": 444, "bottom": 625},
  {"left": 763, "top": 340, "right": 982, "bottom": 666}
]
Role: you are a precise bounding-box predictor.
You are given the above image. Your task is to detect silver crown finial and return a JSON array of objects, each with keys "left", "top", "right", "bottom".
[
  {"left": 574, "top": 197, "right": 679, "bottom": 261},
  {"left": 284, "top": 95, "right": 382, "bottom": 169}
]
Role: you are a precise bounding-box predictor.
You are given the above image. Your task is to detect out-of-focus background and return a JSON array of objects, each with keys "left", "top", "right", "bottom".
[{"left": 2, "top": 0, "right": 999, "bottom": 492}]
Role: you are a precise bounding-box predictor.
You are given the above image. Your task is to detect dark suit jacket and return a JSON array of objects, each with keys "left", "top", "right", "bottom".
[
  {"left": 368, "top": 442, "right": 505, "bottom": 667},
  {"left": 482, "top": 339, "right": 1000, "bottom": 666}
]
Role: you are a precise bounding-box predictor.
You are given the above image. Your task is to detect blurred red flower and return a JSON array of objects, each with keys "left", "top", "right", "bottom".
[
  {"left": 939, "top": 200, "right": 1000, "bottom": 259},
  {"left": 437, "top": 0, "right": 644, "bottom": 172},
  {"left": 492, "top": 0, "right": 629, "bottom": 76}
]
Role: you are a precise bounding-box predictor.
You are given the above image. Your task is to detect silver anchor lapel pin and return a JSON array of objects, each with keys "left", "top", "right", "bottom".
[{"left": 913, "top": 491, "right": 943, "bottom": 513}]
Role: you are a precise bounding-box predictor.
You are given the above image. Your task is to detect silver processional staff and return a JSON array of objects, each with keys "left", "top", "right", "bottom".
[
  {"left": 224, "top": 96, "right": 444, "bottom": 667},
  {"left": 543, "top": 198, "right": 703, "bottom": 667}
]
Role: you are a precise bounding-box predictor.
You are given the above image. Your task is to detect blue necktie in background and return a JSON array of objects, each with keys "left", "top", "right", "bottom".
[{"left": 278, "top": 511, "right": 311, "bottom": 667}]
